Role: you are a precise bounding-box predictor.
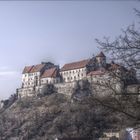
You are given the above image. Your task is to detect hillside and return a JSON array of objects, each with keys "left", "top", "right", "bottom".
[
  {"left": 0, "top": 79, "right": 140, "bottom": 140},
  {"left": 0, "top": 90, "right": 127, "bottom": 140}
]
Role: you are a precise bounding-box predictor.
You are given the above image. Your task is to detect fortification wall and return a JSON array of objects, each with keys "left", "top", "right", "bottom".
[
  {"left": 54, "top": 82, "right": 77, "bottom": 97},
  {"left": 17, "top": 79, "right": 140, "bottom": 99},
  {"left": 17, "top": 87, "right": 35, "bottom": 98}
]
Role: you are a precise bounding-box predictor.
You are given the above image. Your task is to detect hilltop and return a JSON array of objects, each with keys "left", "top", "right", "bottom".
[{"left": 0, "top": 81, "right": 138, "bottom": 140}]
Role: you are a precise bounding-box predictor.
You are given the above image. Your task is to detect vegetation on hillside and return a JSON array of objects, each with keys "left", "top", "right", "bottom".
[{"left": 0, "top": 80, "right": 138, "bottom": 140}]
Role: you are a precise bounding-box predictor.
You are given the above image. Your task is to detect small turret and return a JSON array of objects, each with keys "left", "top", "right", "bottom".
[{"left": 96, "top": 51, "right": 106, "bottom": 67}]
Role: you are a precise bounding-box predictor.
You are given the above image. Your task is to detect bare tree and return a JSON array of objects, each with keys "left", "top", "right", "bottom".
[
  {"left": 96, "top": 10, "right": 140, "bottom": 73},
  {"left": 92, "top": 9, "right": 140, "bottom": 126}
]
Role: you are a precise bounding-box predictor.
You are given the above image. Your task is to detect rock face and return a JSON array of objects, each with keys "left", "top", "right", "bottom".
[
  {"left": 0, "top": 93, "right": 117, "bottom": 140},
  {"left": 0, "top": 80, "right": 139, "bottom": 140},
  {"left": 55, "top": 82, "right": 77, "bottom": 97}
]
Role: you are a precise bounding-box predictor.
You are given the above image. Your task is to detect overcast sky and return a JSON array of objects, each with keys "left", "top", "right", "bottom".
[{"left": 0, "top": 1, "right": 139, "bottom": 99}]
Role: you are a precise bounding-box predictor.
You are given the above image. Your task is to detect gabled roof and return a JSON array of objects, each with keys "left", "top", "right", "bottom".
[
  {"left": 60, "top": 59, "right": 90, "bottom": 72},
  {"left": 30, "top": 64, "right": 46, "bottom": 73},
  {"left": 41, "top": 67, "right": 59, "bottom": 78},
  {"left": 96, "top": 51, "right": 106, "bottom": 57},
  {"left": 22, "top": 66, "right": 34, "bottom": 74},
  {"left": 22, "top": 64, "right": 46, "bottom": 74},
  {"left": 87, "top": 69, "right": 106, "bottom": 76}
]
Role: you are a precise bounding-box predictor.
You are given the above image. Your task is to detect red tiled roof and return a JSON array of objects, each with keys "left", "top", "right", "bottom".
[
  {"left": 22, "top": 66, "right": 34, "bottom": 74},
  {"left": 60, "top": 59, "right": 90, "bottom": 71},
  {"left": 96, "top": 51, "right": 106, "bottom": 57},
  {"left": 30, "top": 64, "right": 46, "bottom": 73},
  {"left": 41, "top": 67, "right": 58, "bottom": 78},
  {"left": 22, "top": 64, "right": 46, "bottom": 74},
  {"left": 87, "top": 70, "right": 106, "bottom": 76}
]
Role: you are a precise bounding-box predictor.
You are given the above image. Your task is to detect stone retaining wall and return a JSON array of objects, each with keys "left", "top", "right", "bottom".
[
  {"left": 17, "top": 79, "right": 140, "bottom": 98},
  {"left": 54, "top": 82, "right": 77, "bottom": 97}
]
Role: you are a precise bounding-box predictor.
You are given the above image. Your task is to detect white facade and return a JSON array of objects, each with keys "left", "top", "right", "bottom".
[
  {"left": 22, "top": 72, "right": 40, "bottom": 88},
  {"left": 60, "top": 67, "right": 87, "bottom": 82},
  {"left": 41, "top": 77, "right": 60, "bottom": 85}
]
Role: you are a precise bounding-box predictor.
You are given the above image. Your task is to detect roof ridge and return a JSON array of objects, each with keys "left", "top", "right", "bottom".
[{"left": 64, "top": 59, "right": 90, "bottom": 65}]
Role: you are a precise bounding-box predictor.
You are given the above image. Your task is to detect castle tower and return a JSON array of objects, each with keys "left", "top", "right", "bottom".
[{"left": 96, "top": 51, "right": 106, "bottom": 68}]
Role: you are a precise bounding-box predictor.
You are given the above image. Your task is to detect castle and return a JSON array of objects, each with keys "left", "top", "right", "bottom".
[{"left": 17, "top": 52, "right": 137, "bottom": 98}]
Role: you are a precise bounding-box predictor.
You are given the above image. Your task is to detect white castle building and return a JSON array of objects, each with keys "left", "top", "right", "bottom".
[{"left": 17, "top": 52, "right": 137, "bottom": 98}]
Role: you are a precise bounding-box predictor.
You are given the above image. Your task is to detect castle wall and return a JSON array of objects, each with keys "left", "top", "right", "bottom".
[
  {"left": 41, "top": 77, "right": 60, "bottom": 85},
  {"left": 60, "top": 67, "right": 87, "bottom": 83},
  {"left": 17, "top": 87, "right": 35, "bottom": 98},
  {"left": 54, "top": 82, "right": 77, "bottom": 97},
  {"left": 22, "top": 72, "right": 40, "bottom": 88},
  {"left": 17, "top": 79, "right": 140, "bottom": 99},
  {"left": 87, "top": 75, "right": 125, "bottom": 97}
]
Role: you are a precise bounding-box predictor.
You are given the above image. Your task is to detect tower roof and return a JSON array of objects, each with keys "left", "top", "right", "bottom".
[{"left": 96, "top": 51, "right": 106, "bottom": 57}]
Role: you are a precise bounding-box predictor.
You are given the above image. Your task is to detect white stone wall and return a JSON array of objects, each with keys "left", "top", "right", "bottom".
[
  {"left": 87, "top": 73, "right": 124, "bottom": 95},
  {"left": 22, "top": 72, "right": 40, "bottom": 88},
  {"left": 41, "top": 77, "right": 60, "bottom": 85},
  {"left": 18, "top": 87, "right": 35, "bottom": 98},
  {"left": 60, "top": 67, "right": 87, "bottom": 82},
  {"left": 55, "top": 82, "right": 77, "bottom": 97},
  {"left": 87, "top": 73, "right": 110, "bottom": 85},
  {"left": 96, "top": 57, "right": 106, "bottom": 67}
]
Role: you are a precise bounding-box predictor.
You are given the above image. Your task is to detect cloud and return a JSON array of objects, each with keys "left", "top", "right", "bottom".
[
  {"left": 0, "top": 66, "right": 9, "bottom": 71},
  {"left": 0, "top": 71, "right": 19, "bottom": 76},
  {"left": 0, "top": 66, "right": 20, "bottom": 77}
]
